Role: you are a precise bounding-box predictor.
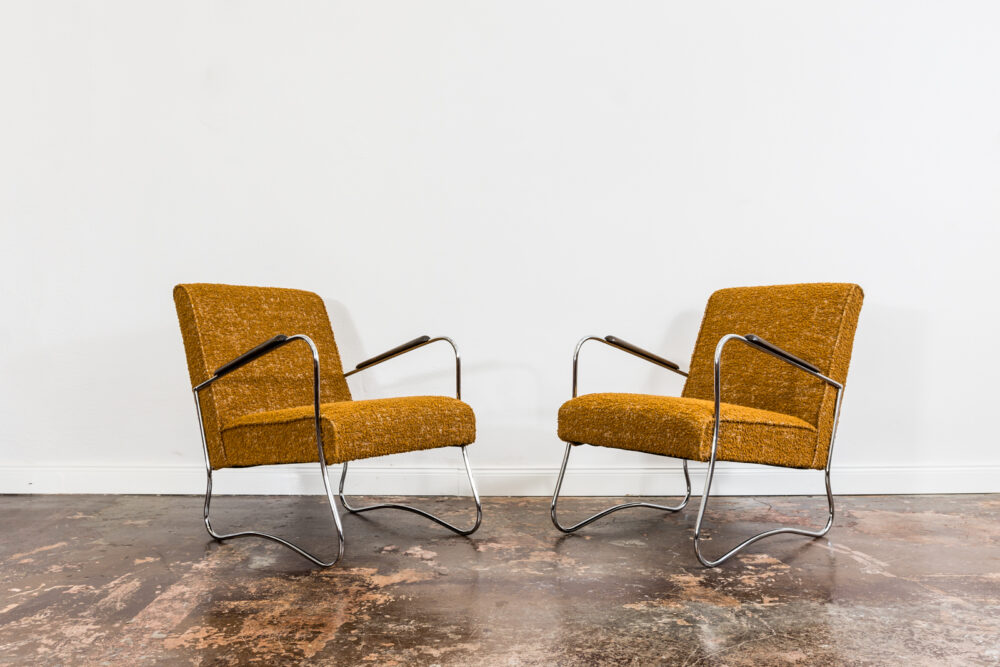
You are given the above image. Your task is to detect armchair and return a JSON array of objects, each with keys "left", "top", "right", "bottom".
[
  {"left": 552, "top": 283, "right": 864, "bottom": 566},
  {"left": 175, "top": 283, "right": 481, "bottom": 567}
]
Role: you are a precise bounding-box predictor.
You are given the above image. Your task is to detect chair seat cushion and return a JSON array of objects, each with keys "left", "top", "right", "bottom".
[
  {"left": 558, "top": 393, "right": 822, "bottom": 469},
  {"left": 220, "top": 396, "right": 475, "bottom": 467}
]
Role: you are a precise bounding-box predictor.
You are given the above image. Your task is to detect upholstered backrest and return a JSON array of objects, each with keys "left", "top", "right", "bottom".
[
  {"left": 174, "top": 283, "right": 352, "bottom": 469},
  {"left": 682, "top": 283, "right": 863, "bottom": 467}
]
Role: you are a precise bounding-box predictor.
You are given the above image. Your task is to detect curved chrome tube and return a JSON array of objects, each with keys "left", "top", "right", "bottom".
[
  {"left": 549, "top": 336, "right": 692, "bottom": 533},
  {"left": 344, "top": 336, "right": 461, "bottom": 399},
  {"left": 340, "top": 335, "right": 481, "bottom": 535},
  {"left": 692, "top": 333, "right": 844, "bottom": 567},
  {"left": 572, "top": 335, "right": 687, "bottom": 398},
  {"left": 338, "top": 445, "right": 482, "bottom": 536},
  {"left": 195, "top": 334, "right": 345, "bottom": 568},
  {"left": 550, "top": 442, "right": 691, "bottom": 533}
]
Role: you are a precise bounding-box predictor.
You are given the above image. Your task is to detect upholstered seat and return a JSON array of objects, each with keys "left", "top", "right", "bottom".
[
  {"left": 221, "top": 396, "right": 475, "bottom": 467},
  {"left": 559, "top": 393, "right": 818, "bottom": 469}
]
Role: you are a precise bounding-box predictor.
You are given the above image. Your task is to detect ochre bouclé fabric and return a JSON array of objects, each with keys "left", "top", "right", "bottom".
[
  {"left": 174, "top": 283, "right": 476, "bottom": 469},
  {"left": 222, "top": 396, "right": 475, "bottom": 466},
  {"left": 559, "top": 393, "right": 818, "bottom": 467},
  {"left": 559, "top": 283, "right": 863, "bottom": 470}
]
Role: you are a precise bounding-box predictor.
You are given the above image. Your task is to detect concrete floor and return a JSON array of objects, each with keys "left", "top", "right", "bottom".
[{"left": 0, "top": 494, "right": 998, "bottom": 665}]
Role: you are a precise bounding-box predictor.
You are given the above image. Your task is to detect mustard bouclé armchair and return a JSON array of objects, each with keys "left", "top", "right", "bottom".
[
  {"left": 175, "top": 283, "right": 481, "bottom": 567},
  {"left": 552, "top": 283, "right": 864, "bottom": 566}
]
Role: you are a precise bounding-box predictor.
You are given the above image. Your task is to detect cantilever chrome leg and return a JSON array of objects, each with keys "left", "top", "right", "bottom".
[
  {"left": 202, "top": 463, "right": 346, "bottom": 568},
  {"left": 550, "top": 442, "right": 691, "bottom": 533},
  {"left": 338, "top": 445, "right": 482, "bottom": 536},
  {"left": 195, "top": 379, "right": 346, "bottom": 568},
  {"left": 692, "top": 456, "right": 835, "bottom": 567},
  {"left": 692, "top": 347, "right": 845, "bottom": 567}
]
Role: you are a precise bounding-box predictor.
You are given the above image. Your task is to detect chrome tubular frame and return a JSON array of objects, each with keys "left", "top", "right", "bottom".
[
  {"left": 570, "top": 336, "right": 689, "bottom": 398},
  {"left": 343, "top": 336, "right": 461, "bottom": 399},
  {"left": 551, "top": 443, "right": 691, "bottom": 532},
  {"left": 340, "top": 336, "right": 483, "bottom": 535},
  {"left": 193, "top": 334, "right": 345, "bottom": 568},
  {"left": 338, "top": 446, "right": 482, "bottom": 535},
  {"left": 693, "top": 333, "right": 844, "bottom": 567},
  {"left": 550, "top": 335, "right": 692, "bottom": 533}
]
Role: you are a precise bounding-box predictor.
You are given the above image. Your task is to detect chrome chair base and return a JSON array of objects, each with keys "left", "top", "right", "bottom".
[
  {"left": 202, "top": 459, "right": 346, "bottom": 568},
  {"left": 551, "top": 331, "right": 847, "bottom": 567},
  {"left": 201, "top": 445, "right": 483, "bottom": 567},
  {"left": 549, "top": 441, "right": 835, "bottom": 567},
  {"left": 550, "top": 442, "right": 692, "bottom": 533},
  {"left": 192, "top": 334, "right": 481, "bottom": 568},
  {"left": 692, "top": 461, "right": 835, "bottom": 567},
  {"left": 338, "top": 445, "right": 483, "bottom": 536}
]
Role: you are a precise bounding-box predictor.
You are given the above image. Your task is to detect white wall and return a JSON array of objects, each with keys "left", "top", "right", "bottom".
[{"left": 1, "top": 1, "right": 998, "bottom": 496}]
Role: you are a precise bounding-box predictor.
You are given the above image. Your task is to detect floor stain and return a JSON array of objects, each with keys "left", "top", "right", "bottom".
[{"left": 0, "top": 494, "right": 997, "bottom": 665}]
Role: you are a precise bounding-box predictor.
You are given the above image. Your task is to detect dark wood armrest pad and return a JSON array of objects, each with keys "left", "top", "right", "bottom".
[
  {"left": 605, "top": 335, "right": 681, "bottom": 370},
  {"left": 744, "top": 334, "right": 820, "bottom": 373},
  {"left": 356, "top": 335, "right": 431, "bottom": 370},
  {"left": 215, "top": 335, "right": 290, "bottom": 378}
]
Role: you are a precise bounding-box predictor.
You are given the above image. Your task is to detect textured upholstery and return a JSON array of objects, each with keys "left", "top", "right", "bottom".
[
  {"left": 222, "top": 396, "right": 475, "bottom": 466},
  {"left": 174, "top": 283, "right": 475, "bottom": 469},
  {"left": 559, "top": 283, "right": 863, "bottom": 470},
  {"left": 559, "top": 393, "right": 817, "bottom": 468}
]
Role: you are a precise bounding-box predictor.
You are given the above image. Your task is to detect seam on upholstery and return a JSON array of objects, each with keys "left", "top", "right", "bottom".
[
  {"left": 722, "top": 416, "right": 815, "bottom": 431},
  {"left": 565, "top": 395, "right": 817, "bottom": 431},
  {"left": 223, "top": 407, "right": 326, "bottom": 430},
  {"left": 809, "top": 285, "right": 857, "bottom": 468},
  {"left": 221, "top": 416, "right": 335, "bottom": 463},
  {"left": 316, "top": 295, "right": 352, "bottom": 402},
  {"left": 698, "top": 415, "right": 714, "bottom": 460},
  {"left": 222, "top": 397, "right": 463, "bottom": 430},
  {"left": 828, "top": 286, "right": 855, "bottom": 383},
  {"left": 325, "top": 415, "right": 338, "bottom": 463},
  {"left": 218, "top": 407, "right": 311, "bottom": 431},
  {"left": 179, "top": 285, "right": 230, "bottom": 468},
  {"left": 182, "top": 286, "right": 210, "bottom": 385}
]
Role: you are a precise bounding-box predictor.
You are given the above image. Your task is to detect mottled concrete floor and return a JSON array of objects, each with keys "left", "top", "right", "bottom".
[{"left": 1, "top": 494, "right": 998, "bottom": 665}]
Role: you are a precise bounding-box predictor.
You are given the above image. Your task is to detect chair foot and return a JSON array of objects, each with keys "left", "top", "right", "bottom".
[
  {"left": 338, "top": 445, "right": 483, "bottom": 536},
  {"left": 203, "top": 460, "right": 346, "bottom": 568},
  {"left": 693, "top": 464, "right": 835, "bottom": 567},
  {"left": 550, "top": 442, "right": 692, "bottom": 533}
]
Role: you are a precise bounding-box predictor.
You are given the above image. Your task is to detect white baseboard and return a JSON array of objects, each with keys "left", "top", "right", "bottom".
[{"left": 1, "top": 462, "right": 997, "bottom": 496}]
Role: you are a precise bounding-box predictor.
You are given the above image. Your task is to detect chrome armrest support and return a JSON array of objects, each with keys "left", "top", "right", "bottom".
[
  {"left": 707, "top": 332, "right": 843, "bottom": 471},
  {"left": 193, "top": 334, "right": 323, "bottom": 470},
  {"left": 191, "top": 333, "right": 345, "bottom": 567},
  {"left": 193, "top": 334, "right": 323, "bottom": 450},
  {"left": 194, "top": 333, "right": 322, "bottom": 395},
  {"left": 714, "top": 334, "right": 841, "bottom": 392},
  {"left": 572, "top": 335, "right": 687, "bottom": 398},
  {"left": 692, "top": 333, "right": 845, "bottom": 567},
  {"left": 344, "top": 336, "right": 462, "bottom": 400},
  {"left": 741, "top": 334, "right": 822, "bottom": 375},
  {"left": 353, "top": 335, "right": 431, "bottom": 371},
  {"left": 604, "top": 335, "right": 682, "bottom": 371},
  {"left": 707, "top": 332, "right": 842, "bottom": 469},
  {"left": 212, "top": 334, "right": 291, "bottom": 381}
]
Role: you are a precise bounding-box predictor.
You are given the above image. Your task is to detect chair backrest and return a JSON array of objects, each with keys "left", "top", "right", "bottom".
[
  {"left": 174, "top": 283, "right": 352, "bottom": 469},
  {"left": 682, "top": 283, "right": 863, "bottom": 468}
]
